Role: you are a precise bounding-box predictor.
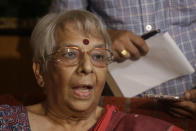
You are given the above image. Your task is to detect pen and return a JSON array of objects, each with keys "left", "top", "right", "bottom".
[{"left": 141, "top": 29, "right": 160, "bottom": 40}]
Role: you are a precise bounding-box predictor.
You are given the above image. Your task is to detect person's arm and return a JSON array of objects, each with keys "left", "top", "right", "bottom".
[
  {"left": 167, "top": 89, "right": 196, "bottom": 119},
  {"left": 108, "top": 29, "right": 149, "bottom": 62},
  {"left": 49, "top": 0, "right": 88, "bottom": 12}
]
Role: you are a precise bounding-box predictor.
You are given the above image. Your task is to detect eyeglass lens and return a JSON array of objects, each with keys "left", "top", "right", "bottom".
[{"left": 51, "top": 47, "right": 112, "bottom": 67}]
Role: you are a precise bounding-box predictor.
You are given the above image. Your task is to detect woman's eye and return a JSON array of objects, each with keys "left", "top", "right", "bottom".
[
  {"left": 62, "top": 51, "right": 77, "bottom": 59},
  {"left": 92, "top": 53, "right": 105, "bottom": 61}
]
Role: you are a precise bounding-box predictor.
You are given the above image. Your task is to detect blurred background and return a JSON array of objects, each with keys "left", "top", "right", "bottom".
[{"left": 0, "top": 0, "right": 51, "bottom": 104}]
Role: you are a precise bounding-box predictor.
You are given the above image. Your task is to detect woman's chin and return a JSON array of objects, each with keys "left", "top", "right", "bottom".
[{"left": 69, "top": 100, "right": 97, "bottom": 112}]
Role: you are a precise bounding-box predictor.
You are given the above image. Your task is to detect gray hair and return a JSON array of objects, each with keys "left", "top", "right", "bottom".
[{"left": 30, "top": 10, "right": 111, "bottom": 66}]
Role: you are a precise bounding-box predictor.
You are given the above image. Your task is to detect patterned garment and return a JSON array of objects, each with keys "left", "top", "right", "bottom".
[
  {"left": 50, "top": 0, "right": 196, "bottom": 96},
  {"left": 0, "top": 105, "right": 30, "bottom": 131}
]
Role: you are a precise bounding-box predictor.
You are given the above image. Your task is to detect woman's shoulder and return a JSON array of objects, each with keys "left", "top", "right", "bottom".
[{"left": 0, "top": 104, "right": 31, "bottom": 130}]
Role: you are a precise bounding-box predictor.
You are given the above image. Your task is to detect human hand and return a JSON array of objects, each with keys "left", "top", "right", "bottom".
[
  {"left": 166, "top": 89, "right": 196, "bottom": 119},
  {"left": 108, "top": 29, "right": 149, "bottom": 62}
]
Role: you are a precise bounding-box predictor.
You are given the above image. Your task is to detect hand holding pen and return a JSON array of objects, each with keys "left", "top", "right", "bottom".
[
  {"left": 120, "top": 29, "right": 160, "bottom": 57},
  {"left": 108, "top": 28, "right": 160, "bottom": 62},
  {"left": 157, "top": 89, "right": 196, "bottom": 119}
]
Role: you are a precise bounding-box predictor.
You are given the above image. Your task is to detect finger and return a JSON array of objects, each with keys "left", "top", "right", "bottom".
[
  {"left": 128, "top": 33, "right": 149, "bottom": 55},
  {"left": 184, "top": 89, "right": 196, "bottom": 101},
  {"left": 168, "top": 108, "right": 193, "bottom": 119},
  {"left": 120, "top": 49, "right": 131, "bottom": 59},
  {"left": 173, "top": 101, "right": 196, "bottom": 114},
  {"left": 170, "top": 106, "right": 195, "bottom": 119},
  {"left": 124, "top": 41, "right": 141, "bottom": 60},
  {"left": 112, "top": 43, "right": 127, "bottom": 62},
  {"left": 168, "top": 110, "right": 186, "bottom": 119},
  {"left": 112, "top": 50, "right": 126, "bottom": 63},
  {"left": 114, "top": 40, "right": 131, "bottom": 59},
  {"left": 160, "top": 100, "right": 196, "bottom": 119}
]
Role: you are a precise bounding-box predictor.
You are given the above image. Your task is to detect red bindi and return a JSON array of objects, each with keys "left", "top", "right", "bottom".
[{"left": 83, "top": 39, "right": 89, "bottom": 45}]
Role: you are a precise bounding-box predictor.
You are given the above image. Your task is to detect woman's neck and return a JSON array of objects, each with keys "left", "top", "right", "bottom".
[
  {"left": 27, "top": 103, "right": 104, "bottom": 131},
  {"left": 47, "top": 105, "right": 103, "bottom": 127}
]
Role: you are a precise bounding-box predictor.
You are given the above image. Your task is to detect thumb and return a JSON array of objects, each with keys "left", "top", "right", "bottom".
[{"left": 184, "top": 89, "right": 196, "bottom": 101}]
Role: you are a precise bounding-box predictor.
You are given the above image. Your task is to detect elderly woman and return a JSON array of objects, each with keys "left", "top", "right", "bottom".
[{"left": 0, "top": 10, "right": 182, "bottom": 131}]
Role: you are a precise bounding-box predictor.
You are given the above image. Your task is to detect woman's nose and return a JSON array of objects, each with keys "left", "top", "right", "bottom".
[{"left": 77, "top": 54, "right": 93, "bottom": 74}]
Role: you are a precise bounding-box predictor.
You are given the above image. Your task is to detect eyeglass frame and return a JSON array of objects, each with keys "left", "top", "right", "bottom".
[{"left": 44, "top": 46, "right": 114, "bottom": 68}]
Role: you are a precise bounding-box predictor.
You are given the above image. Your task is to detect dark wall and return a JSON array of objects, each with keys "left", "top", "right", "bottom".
[
  {"left": 0, "top": 0, "right": 50, "bottom": 18},
  {"left": 0, "top": 0, "right": 51, "bottom": 104}
]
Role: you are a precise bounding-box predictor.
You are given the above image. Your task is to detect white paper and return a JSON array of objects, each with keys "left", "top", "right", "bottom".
[{"left": 108, "top": 32, "right": 195, "bottom": 97}]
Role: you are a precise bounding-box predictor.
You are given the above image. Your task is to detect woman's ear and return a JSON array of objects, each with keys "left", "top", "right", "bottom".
[{"left": 33, "top": 61, "right": 45, "bottom": 87}]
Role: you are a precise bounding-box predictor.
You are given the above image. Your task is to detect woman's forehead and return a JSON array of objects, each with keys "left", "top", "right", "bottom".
[
  {"left": 55, "top": 27, "right": 105, "bottom": 48},
  {"left": 56, "top": 22, "right": 103, "bottom": 38}
]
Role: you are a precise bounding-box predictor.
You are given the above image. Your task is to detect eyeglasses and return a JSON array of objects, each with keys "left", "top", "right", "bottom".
[{"left": 46, "top": 46, "right": 113, "bottom": 68}]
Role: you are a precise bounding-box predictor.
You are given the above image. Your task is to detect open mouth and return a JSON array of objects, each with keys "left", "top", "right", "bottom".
[
  {"left": 72, "top": 85, "right": 93, "bottom": 90},
  {"left": 72, "top": 85, "right": 93, "bottom": 98}
]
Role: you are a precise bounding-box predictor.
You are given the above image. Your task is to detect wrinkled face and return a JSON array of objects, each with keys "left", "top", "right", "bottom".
[{"left": 42, "top": 24, "right": 107, "bottom": 113}]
